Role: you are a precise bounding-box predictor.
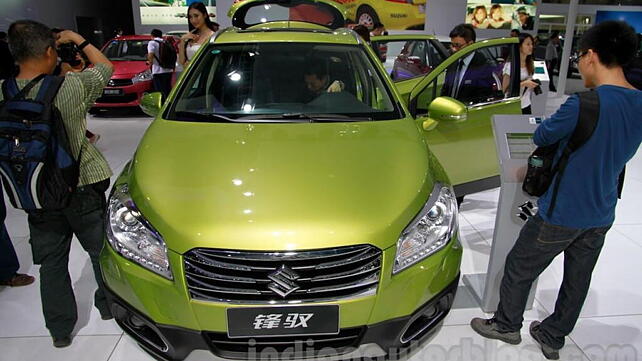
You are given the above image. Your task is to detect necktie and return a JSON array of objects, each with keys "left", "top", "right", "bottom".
[{"left": 452, "top": 60, "right": 463, "bottom": 98}]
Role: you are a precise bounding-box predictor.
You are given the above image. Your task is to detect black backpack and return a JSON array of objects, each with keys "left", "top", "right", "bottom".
[
  {"left": 0, "top": 74, "right": 80, "bottom": 211},
  {"left": 523, "top": 91, "right": 625, "bottom": 216},
  {"left": 154, "top": 39, "right": 177, "bottom": 69}
]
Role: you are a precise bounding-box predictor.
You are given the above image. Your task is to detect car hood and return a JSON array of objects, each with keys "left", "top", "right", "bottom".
[
  {"left": 127, "top": 119, "right": 435, "bottom": 254},
  {"left": 111, "top": 61, "right": 148, "bottom": 77}
]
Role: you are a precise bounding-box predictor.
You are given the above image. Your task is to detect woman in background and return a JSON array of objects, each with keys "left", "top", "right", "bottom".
[
  {"left": 178, "top": 1, "right": 217, "bottom": 67},
  {"left": 502, "top": 33, "right": 539, "bottom": 114}
]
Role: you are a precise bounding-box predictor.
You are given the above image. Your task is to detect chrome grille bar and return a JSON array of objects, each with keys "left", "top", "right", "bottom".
[{"left": 184, "top": 245, "right": 382, "bottom": 303}]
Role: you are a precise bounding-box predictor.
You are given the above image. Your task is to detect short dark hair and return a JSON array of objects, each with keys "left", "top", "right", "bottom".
[
  {"left": 304, "top": 58, "right": 328, "bottom": 79},
  {"left": 510, "top": 29, "right": 520, "bottom": 35},
  {"left": 8, "top": 20, "right": 56, "bottom": 63},
  {"left": 450, "top": 24, "right": 476, "bottom": 43},
  {"left": 373, "top": 22, "right": 385, "bottom": 30},
  {"left": 352, "top": 25, "right": 370, "bottom": 42},
  {"left": 0, "top": 31, "right": 7, "bottom": 40},
  {"left": 151, "top": 29, "right": 163, "bottom": 38},
  {"left": 579, "top": 20, "right": 638, "bottom": 68}
]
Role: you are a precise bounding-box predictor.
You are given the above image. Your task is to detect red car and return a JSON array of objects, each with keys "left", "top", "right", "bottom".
[{"left": 93, "top": 35, "right": 177, "bottom": 111}]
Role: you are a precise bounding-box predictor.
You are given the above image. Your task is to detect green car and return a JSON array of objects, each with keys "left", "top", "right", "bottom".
[{"left": 100, "top": 1, "right": 521, "bottom": 359}]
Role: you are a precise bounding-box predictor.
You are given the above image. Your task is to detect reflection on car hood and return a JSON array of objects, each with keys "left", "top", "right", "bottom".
[
  {"left": 128, "top": 118, "right": 433, "bottom": 254},
  {"left": 111, "top": 61, "right": 149, "bottom": 77}
]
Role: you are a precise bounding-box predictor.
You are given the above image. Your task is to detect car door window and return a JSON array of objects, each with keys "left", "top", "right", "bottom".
[
  {"left": 374, "top": 40, "right": 443, "bottom": 82},
  {"left": 415, "top": 43, "right": 515, "bottom": 112}
]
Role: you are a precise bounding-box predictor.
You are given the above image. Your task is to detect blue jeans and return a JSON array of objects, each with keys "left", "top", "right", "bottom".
[
  {"left": 494, "top": 214, "right": 609, "bottom": 350},
  {"left": 0, "top": 193, "right": 19, "bottom": 282}
]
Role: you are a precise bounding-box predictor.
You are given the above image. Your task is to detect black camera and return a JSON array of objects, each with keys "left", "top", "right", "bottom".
[
  {"left": 51, "top": 28, "right": 82, "bottom": 66},
  {"left": 533, "top": 78, "right": 543, "bottom": 96}
]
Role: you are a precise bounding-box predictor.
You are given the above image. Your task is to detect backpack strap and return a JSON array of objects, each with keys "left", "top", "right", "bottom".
[
  {"left": 2, "top": 74, "right": 47, "bottom": 101},
  {"left": 34, "top": 75, "right": 64, "bottom": 105},
  {"left": 546, "top": 90, "right": 600, "bottom": 217}
]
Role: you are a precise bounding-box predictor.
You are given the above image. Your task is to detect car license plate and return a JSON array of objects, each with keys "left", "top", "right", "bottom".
[
  {"left": 227, "top": 305, "right": 339, "bottom": 338},
  {"left": 103, "top": 89, "right": 123, "bottom": 96}
]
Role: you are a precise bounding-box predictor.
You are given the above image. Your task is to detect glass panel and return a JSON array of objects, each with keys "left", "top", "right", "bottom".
[
  {"left": 415, "top": 44, "right": 512, "bottom": 111},
  {"left": 102, "top": 40, "right": 149, "bottom": 61},
  {"left": 169, "top": 43, "right": 400, "bottom": 121},
  {"left": 373, "top": 40, "right": 445, "bottom": 82}
]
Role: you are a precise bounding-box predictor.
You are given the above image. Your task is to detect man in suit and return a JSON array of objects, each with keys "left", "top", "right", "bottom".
[{"left": 441, "top": 24, "right": 497, "bottom": 105}]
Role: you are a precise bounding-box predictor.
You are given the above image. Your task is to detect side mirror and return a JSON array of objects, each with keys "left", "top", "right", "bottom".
[
  {"left": 140, "top": 92, "right": 163, "bottom": 117},
  {"left": 428, "top": 96, "right": 467, "bottom": 122}
]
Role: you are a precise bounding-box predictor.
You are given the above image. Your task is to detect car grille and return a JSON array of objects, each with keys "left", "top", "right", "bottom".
[
  {"left": 108, "top": 78, "right": 133, "bottom": 86},
  {"left": 205, "top": 327, "right": 365, "bottom": 359},
  {"left": 183, "top": 245, "right": 382, "bottom": 303}
]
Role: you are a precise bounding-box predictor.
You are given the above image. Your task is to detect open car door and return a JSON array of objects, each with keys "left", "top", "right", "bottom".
[{"left": 407, "top": 38, "right": 523, "bottom": 197}]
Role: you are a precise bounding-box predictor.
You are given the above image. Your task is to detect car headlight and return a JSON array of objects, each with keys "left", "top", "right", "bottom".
[
  {"left": 132, "top": 69, "right": 152, "bottom": 83},
  {"left": 106, "top": 184, "right": 172, "bottom": 280},
  {"left": 393, "top": 184, "right": 458, "bottom": 274}
]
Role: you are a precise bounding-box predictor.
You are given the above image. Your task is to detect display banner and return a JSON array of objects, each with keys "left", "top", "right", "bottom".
[
  {"left": 139, "top": 0, "right": 216, "bottom": 25},
  {"left": 465, "top": 0, "right": 537, "bottom": 31}
]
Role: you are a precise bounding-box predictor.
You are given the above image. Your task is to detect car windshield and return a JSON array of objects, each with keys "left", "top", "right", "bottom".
[
  {"left": 167, "top": 42, "right": 401, "bottom": 122},
  {"left": 102, "top": 40, "right": 149, "bottom": 61}
]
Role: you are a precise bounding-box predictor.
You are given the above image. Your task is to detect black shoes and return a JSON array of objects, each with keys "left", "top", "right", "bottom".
[
  {"left": 470, "top": 318, "right": 522, "bottom": 345},
  {"left": 52, "top": 335, "right": 72, "bottom": 348},
  {"left": 530, "top": 321, "right": 560, "bottom": 360}
]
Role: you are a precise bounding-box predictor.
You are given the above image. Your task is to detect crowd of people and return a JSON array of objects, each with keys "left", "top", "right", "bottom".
[{"left": 0, "top": 5, "right": 641, "bottom": 360}]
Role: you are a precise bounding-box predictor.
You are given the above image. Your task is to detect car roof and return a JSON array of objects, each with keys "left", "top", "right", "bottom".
[{"left": 213, "top": 24, "right": 363, "bottom": 45}]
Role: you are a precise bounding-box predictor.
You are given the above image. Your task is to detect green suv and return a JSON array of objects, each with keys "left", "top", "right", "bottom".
[{"left": 100, "top": 0, "right": 521, "bottom": 359}]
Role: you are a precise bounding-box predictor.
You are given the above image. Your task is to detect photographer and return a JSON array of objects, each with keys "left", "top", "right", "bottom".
[
  {"left": 471, "top": 21, "right": 642, "bottom": 360},
  {"left": 0, "top": 20, "right": 113, "bottom": 348},
  {"left": 502, "top": 33, "right": 539, "bottom": 114}
]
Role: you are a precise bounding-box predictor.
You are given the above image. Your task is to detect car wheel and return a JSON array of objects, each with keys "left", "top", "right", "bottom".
[{"left": 356, "top": 5, "right": 379, "bottom": 29}]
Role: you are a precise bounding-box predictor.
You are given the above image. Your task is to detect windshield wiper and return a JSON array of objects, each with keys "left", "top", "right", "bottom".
[
  {"left": 173, "top": 111, "right": 238, "bottom": 123},
  {"left": 239, "top": 113, "right": 372, "bottom": 122}
]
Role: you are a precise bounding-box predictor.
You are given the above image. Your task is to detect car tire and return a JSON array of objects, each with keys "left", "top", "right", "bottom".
[{"left": 356, "top": 5, "right": 379, "bottom": 29}]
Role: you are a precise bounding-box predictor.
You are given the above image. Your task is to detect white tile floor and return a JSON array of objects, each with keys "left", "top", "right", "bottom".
[{"left": 1, "top": 93, "right": 640, "bottom": 361}]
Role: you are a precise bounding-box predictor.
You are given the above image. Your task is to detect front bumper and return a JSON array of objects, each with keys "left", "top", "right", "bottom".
[
  {"left": 100, "top": 235, "right": 462, "bottom": 360},
  {"left": 104, "top": 274, "right": 459, "bottom": 361},
  {"left": 93, "top": 80, "right": 152, "bottom": 108}
]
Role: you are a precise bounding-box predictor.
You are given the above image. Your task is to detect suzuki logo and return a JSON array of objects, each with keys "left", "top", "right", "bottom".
[{"left": 268, "top": 265, "right": 300, "bottom": 298}]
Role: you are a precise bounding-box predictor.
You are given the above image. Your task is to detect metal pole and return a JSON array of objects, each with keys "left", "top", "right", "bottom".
[{"left": 557, "top": 0, "right": 579, "bottom": 96}]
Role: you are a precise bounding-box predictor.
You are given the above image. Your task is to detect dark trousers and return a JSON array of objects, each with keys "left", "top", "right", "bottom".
[
  {"left": 27, "top": 179, "right": 111, "bottom": 338},
  {"left": 522, "top": 105, "right": 532, "bottom": 115},
  {"left": 0, "top": 192, "right": 19, "bottom": 282},
  {"left": 546, "top": 59, "right": 558, "bottom": 91},
  {"left": 494, "top": 214, "right": 609, "bottom": 350},
  {"left": 153, "top": 72, "right": 172, "bottom": 102}
]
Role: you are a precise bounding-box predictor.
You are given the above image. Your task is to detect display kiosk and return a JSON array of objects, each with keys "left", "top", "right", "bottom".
[{"left": 463, "top": 114, "right": 542, "bottom": 313}]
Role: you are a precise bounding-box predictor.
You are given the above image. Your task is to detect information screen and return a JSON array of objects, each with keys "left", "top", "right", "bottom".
[{"left": 506, "top": 133, "right": 536, "bottom": 159}]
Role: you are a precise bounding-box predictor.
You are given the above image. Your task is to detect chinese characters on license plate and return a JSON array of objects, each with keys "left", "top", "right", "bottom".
[{"left": 227, "top": 306, "right": 339, "bottom": 338}]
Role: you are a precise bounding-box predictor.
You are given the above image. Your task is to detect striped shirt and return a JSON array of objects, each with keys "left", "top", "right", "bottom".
[{"left": 0, "top": 63, "right": 113, "bottom": 186}]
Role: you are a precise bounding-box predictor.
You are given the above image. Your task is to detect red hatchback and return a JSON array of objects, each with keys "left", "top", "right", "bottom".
[{"left": 93, "top": 35, "right": 176, "bottom": 111}]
